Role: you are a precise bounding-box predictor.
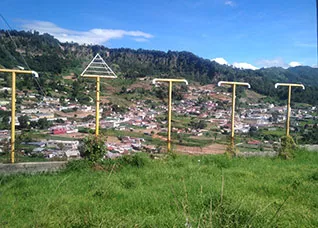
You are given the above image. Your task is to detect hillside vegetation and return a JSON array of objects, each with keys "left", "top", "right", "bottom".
[
  {"left": 1, "top": 30, "right": 318, "bottom": 105},
  {"left": 0, "top": 150, "right": 317, "bottom": 227}
]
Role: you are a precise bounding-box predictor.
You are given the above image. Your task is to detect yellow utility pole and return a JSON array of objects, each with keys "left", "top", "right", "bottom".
[
  {"left": 0, "top": 68, "right": 38, "bottom": 163},
  {"left": 153, "top": 78, "right": 188, "bottom": 152},
  {"left": 81, "top": 54, "right": 117, "bottom": 136},
  {"left": 218, "top": 81, "right": 251, "bottom": 154},
  {"left": 275, "top": 83, "right": 305, "bottom": 136},
  {"left": 95, "top": 77, "right": 100, "bottom": 135}
]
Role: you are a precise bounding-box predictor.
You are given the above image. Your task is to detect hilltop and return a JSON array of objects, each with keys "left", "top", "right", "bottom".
[{"left": 1, "top": 30, "right": 318, "bottom": 105}]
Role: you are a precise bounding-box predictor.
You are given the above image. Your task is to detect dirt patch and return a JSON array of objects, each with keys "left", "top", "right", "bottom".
[
  {"left": 106, "top": 136, "right": 121, "bottom": 143},
  {"left": 55, "top": 132, "right": 87, "bottom": 139},
  {"left": 56, "top": 111, "right": 94, "bottom": 118},
  {"left": 63, "top": 75, "right": 75, "bottom": 80},
  {"left": 175, "top": 143, "right": 226, "bottom": 155},
  {"left": 200, "top": 84, "right": 216, "bottom": 90}
]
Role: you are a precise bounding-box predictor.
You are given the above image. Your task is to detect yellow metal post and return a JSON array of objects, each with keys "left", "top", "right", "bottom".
[
  {"left": 0, "top": 69, "right": 37, "bottom": 163},
  {"left": 231, "top": 84, "right": 236, "bottom": 139},
  {"left": 274, "top": 83, "right": 305, "bottom": 137},
  {"left": 153, "top": 78, "right": 188, "bottom": 152},
  {"left": 167, "top": 81, "right": 172, "bottom": 151},
  {"left": 231, "top": 84, "right": 236, "bottom": 148},
  {"left": 95, "top": 77, "right": 100, "bottom": 136},
  {"left": 286, "top": 85, "right": 291, "bottom": 136},
  {"left": 11, "top": 71, "right": 16, "bottom": 163},
  {"left": 218, "top": 81, "right": 250, "bottom": 155}
]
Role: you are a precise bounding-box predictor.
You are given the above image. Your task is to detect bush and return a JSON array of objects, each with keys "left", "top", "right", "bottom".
[
  {"left": 80, "top": 135, "right": 107, "bottom": 162},
  {"left": 279, "top": 136, "right": 296, "bottom": 159}
]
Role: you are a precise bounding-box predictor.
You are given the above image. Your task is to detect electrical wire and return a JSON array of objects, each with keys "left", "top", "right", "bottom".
[
  {"left": 0, "top": 14, "right": 48, "bottom": 98},
  {"left": 0, "top": 14, "right": 58, "bottom": 112}
]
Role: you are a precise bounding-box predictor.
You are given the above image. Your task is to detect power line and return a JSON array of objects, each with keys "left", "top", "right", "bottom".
[
  {"left": 0, "top": 14, "right": 30, "bottom": 70},
  {"left": 0, "top": 14, "right": 47, "bottom": 97},
  {"left": 0, "top": 14, "right": 58, "bottom": 114}
]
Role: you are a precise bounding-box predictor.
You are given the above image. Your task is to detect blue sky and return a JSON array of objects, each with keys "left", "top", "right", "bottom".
[{"left": 1, "top": 0, "right": 317, "bottom": 69}]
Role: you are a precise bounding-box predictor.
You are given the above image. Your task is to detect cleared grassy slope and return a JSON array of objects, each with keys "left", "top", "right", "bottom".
[{"left": 0, "top": 149, "right": 317, "bottom": 227}]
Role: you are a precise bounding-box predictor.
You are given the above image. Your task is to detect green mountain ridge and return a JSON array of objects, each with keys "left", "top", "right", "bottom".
[{"left": 1, "top": 30, "right": 318, "bottom": 105}]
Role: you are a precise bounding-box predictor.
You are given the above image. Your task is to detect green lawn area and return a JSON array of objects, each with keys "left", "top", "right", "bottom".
[
  {"left": 0, "top": 149, "right": 317, "bottom": 227},
  {"left": 260, "top": 128, "right": 285, "bottom": 137}
]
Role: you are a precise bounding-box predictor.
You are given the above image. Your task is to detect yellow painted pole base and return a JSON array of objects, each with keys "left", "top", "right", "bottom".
[
  {"left": 167, "top": 141, "right": 171, "bottom": 153},
  {"left": 225, "top": 137, "right": 239, "bottom": 157}
]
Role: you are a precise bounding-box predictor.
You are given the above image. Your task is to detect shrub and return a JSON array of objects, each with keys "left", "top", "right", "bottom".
[
  {"left": 80, "top": 135, "right": 107, "bottom": 162},
  {"left": 279, "top": 136, "right": 296, "bottom": 159}
]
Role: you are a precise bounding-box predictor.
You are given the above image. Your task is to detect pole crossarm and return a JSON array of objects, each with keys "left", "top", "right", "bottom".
[
  {"left": 0, "top": 69, "right": 38, "bottom": 77},
  {"left": 0, "top": 68, "right": 39, "bottom": 163},
  {"left": 153, "top": 78, "right": 188, "bottom": 152},
  {"left": 218, "top": 81, "right": 251, "bottom": 88},
  {"left": 274, "top": 83, "right": 305, "bottom": 90},
  {"left": 152, "top": 78, "right": 188, "bottom": 85}
]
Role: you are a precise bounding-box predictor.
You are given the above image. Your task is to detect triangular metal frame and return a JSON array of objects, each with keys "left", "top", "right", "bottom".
[{"left": 81, "top": 53, "right": 117, "bottom": 78}]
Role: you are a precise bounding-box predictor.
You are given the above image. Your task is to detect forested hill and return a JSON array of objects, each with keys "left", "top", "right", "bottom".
[{"left": 1, "top": 30, "right": 318, "bottom": 105}]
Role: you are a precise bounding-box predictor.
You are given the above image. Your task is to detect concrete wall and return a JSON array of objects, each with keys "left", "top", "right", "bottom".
[
  {"left": 301, "top": 145, "right": 318, "bottom": 152},
  {"left": 0, "top": 161, "right": 67, "bottom": 175}
]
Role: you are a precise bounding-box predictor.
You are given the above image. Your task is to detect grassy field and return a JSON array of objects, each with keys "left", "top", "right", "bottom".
[{"left": 0, "top": 149, "right": 317, "bottom": 227}]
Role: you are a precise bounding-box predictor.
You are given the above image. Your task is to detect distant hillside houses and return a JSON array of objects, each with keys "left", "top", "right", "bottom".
[{"left": 50, "top": 125, "right": 78, "bottom": 134}]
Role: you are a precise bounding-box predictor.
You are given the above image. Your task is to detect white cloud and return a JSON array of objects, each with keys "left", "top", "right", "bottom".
[
  {"left": 20, "top": 20, "right": 153, "bottom": 45},
  {"left": 211, "top": 57, "right": 258, "bottom": 70},
  {"left": 257, "top": 58, "right": 303, "bottom": 68},
  {"left": 288, "top": 61, "right": 302, "bottom": 67},
  {"left": 212, "top": 57, "right": 304, "bottom": 70},
  {"left": 211, "top": 57, "right": 229, "bottom": 65},
  {"left": 233, "top": 62, "right": 258, "bottom": 70},
  {"left": 225, "top": 1, "right": 235, "bottom": 7}
]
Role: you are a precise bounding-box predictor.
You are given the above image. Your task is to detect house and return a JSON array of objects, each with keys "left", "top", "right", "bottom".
[
  {"left": 0, "top": 87, "right": 11, "bottom": 92},
  {"left": 37, "top": 113, "right": 55, "bottom": 119},
  {"left": 0, "top": 130, "right": 9, "bottom": 138},
  {"left": 248, "top": 139, "right": 261, "bottom": 145},
  {"left": 64, "top": 150, "right": 80, "bottom": 158},
  {"left": 52, "top": 127, "right": 67, "bottom": 135},
  {"left": 47, "top": 140, "right": 79, "bottom": 150}
]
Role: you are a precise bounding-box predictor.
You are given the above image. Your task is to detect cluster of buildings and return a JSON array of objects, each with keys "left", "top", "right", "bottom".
[
  {"left": 26, "top": 140, "right": 80, "bottom": 159},
  {"left": 106, "top": 136, "right": 156, "bottom": 156},
  {"left": 0, "top": 80, "right": 317, "bottom": 159}
]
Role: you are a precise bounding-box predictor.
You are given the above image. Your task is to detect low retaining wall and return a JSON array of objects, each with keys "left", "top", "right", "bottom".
[
  {"left": 0, "top": 161, "right": 67, "bottom": 175},
  {"left": 300, "top": 145, "right": 318, "bottom": 152},
  {"left": 238, "top": 151, "right": 278, "bottom": 157}
]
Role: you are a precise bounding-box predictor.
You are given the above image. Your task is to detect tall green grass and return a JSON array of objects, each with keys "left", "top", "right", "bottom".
[{"left": 0, "top": 149, "right": 317, "bottom": 227}]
